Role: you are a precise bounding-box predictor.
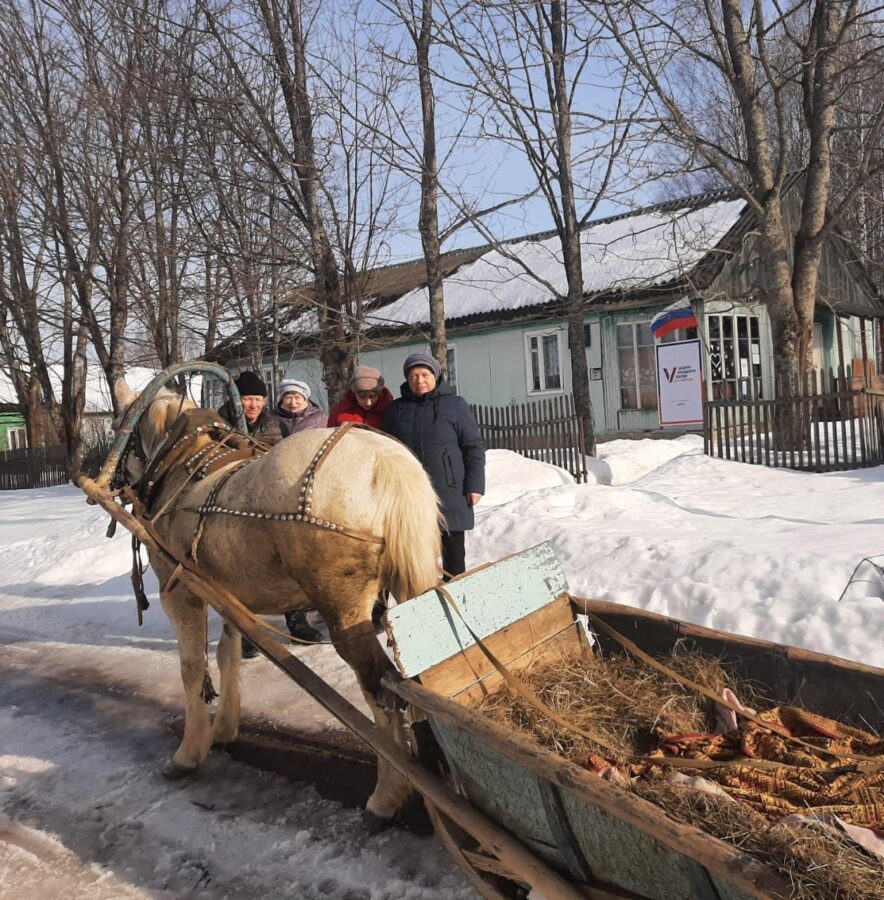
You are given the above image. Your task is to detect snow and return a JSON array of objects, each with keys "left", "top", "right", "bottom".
[
  {"left": 371, "top": 198, "right": 745, "bottom": 328},
  {"left": 2, "top": 438, "right": 883, "bottom": 895}
]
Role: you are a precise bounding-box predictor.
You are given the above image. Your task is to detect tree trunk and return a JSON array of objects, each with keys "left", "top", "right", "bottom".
[
  {"left": 550, "top": 0, "right": 595, "bottom": 455},
  {"left": 417, "top": 0, "right": 448, "bottom": 377}
]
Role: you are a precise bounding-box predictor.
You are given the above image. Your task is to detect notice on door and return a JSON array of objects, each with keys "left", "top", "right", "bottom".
[{"left": 656, "top": 339, "right": 704, "bottom": 426}]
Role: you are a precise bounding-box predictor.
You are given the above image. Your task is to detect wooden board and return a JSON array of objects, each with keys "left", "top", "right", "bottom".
[
  {"left": 386, "top": 542, "right": 569, "bottom": 678},
  {"left": 419, "top": 596, "right": 579, "bottom": 702}
]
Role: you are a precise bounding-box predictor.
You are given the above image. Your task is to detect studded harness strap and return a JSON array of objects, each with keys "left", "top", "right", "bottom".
[{"left": 187, "top": 422, "right": 384, "bottom": 547}]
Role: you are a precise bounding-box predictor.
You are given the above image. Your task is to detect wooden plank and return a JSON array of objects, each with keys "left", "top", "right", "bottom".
[
  {"left": 386, "top": 542, "right": 569, "bottom": 678},
  {"left": 427, "top": 804, "right": 513, "bottom": 900},
  {"left": 561, "top": 790, "right": 735, "bottom": 900},
  {"left": 419, "top": 599, "right": 579, "bottom": 701}
]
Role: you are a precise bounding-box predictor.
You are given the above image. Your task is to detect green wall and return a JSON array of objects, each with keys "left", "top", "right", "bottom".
[{"left": 0, "top": 411, "right": 26, "bottom": 451}]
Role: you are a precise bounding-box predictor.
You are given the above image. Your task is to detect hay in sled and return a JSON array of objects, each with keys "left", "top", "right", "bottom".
[{"left": 474, "top": 645, "right": 884, "bottom": 900}]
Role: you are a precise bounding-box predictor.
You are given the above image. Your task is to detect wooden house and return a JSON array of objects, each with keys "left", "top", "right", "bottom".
[{"left": 210, "top": 179, "right": 884, "bottom": 436}]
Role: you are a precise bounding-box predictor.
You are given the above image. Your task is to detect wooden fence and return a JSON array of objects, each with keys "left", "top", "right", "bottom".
[
  {"left": 704, "top": 367, "right": 884, "bottom": 472},
  {"left": 470, "top": 395, "right": 588, "bottom": 482},
  {"left": 0, "top": 445, "right": 70, "bottom": 490}
]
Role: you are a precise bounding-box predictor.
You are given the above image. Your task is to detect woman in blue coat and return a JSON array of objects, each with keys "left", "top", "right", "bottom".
[{"left": 381, "top": 353, "right": 485, "bottom": 578}]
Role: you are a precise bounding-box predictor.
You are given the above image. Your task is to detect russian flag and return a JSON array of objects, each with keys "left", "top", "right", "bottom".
[{"left": 650, "top": 298, "right": 698, "bottom": 340}]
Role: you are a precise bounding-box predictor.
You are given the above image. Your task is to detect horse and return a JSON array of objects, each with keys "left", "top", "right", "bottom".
[{"left": 112, "top": 379, "right": 441, "bottom": 822}]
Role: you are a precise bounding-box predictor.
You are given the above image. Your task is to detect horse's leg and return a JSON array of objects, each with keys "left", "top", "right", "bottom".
[
  {"left": 160, "top": 584, "right": 213, "bottom": 772},
  {"left": 212, "top": 622, "right": 242, "bottom": 744},
  {"left": 322, "top": 587, "right": 413, "bottom": 821}
]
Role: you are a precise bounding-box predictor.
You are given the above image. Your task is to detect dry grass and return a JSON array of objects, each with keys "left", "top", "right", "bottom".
[
  {"left": 635, "top": 778, "right": 884, "bottom": 900},
  {"left": 474, "top": 643, "right": 748, "bottom": 764},
  {"left": 474, "top": 646, "right": 883, "bottom": 900}
]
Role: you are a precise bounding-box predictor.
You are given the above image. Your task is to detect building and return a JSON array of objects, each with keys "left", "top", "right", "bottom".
[
  {"left": 0, "top": 403, "right": 26, "bottom": 451},
  {"left": 210, "top": 180, "right": 884, "bottom": 435}
]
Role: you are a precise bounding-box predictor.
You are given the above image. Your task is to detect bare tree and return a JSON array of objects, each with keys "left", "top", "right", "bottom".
[
  {"left": 0, "top": 0, "right": 90, "bottom": 465},
  {"left": 598, "top": 0, "right": 884, "bottom": 421},
  {"left": 375, "top": 0, "right": 450, "bottom": 375},
  {"left": 435, "top": 0, "right": 637, "bottom": 454}
]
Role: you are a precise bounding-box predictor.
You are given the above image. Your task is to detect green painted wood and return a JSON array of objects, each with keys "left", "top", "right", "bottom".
[
  {"left": 430, "top": 716, "right": 755, "bottom": 899},
  {"left": 559, "top": 790, "right": 728, "bottom": 900},
  {"left": 430, "top": 718, "right": 568, "bottom": 870},
  {"left": 387, "top": 543, "right": 569, "bottom": 677}
]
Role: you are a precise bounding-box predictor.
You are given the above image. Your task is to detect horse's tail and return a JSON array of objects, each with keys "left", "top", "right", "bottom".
[{"left": 373, "top": 446, "right": 442, "bottom": 601}]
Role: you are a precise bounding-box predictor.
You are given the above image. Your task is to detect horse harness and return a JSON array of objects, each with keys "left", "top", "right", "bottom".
[{"left": 123, "top": 410, "right": 384, "bottom": 553}]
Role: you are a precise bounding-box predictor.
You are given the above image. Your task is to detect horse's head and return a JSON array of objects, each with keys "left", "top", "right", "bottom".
[{"left": 112, "top": 378, "right": 198, "bottom": 487}]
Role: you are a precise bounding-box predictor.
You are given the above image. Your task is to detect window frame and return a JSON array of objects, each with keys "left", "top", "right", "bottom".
[
  {"left": 8, "top": 426, "right": 26, "bottom": 450},
  {"left": 616, "top": 321, "right": 657, "bottom": 411},
  {"left": 524, "top": 327, "right": 566, "bottom": 395},
  {"left": 445, "top": 344, "right": 458, "bottom": 393}
]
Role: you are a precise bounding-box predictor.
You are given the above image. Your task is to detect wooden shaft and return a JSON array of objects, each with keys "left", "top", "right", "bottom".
[
  {"left": 175, "top": 566, "right": 585, "bottom": 900},
  {"left": 77, "top": 475, "right": 584, "bottom": 900},
  {"left": 78, "top": 476, "right": 157, "bottom": 548}
]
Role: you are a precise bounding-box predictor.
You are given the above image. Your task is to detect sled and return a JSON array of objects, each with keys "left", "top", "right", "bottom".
[{"left": 382, "top": 542, "right": 884, "bottom": 900}]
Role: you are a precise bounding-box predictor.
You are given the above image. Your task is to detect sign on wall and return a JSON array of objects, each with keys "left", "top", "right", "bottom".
[{"left": 656, "top": 339, "right": 704, "bottom": 426}]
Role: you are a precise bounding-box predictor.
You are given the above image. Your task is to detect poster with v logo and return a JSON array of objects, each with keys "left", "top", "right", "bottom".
[{"left": 655, "top": 338, "right": 704, "bottom": 426}]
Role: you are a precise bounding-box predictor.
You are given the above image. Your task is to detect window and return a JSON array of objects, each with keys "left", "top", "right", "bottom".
[
  {"left": 583, "top": 324, "right": 592, "bottom": 347},
  {"left": 617, "top": 323, "right": 657, "bottom": 409},
  {"left": 8, "top": 427, "right": 26, "bottom": 450},
  {"left": 707, "top": 313, "right": 762, "bottom": 400},
  {"left": 446, "top": 346, "right": 458, "bottom": 393},
  {"left": 525, "top": 329, "right": 564, "bottom": 393},
  {"left": 263, "top": 369, "right": 275, "bottom": 404}
]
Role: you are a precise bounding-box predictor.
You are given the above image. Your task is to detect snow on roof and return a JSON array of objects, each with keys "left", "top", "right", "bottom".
[
  {"left": 0, "top": 365, "right": 202, "bottom": 413},
  {"left": 367, "top": 197, "right": 746, "bottom": 328}
]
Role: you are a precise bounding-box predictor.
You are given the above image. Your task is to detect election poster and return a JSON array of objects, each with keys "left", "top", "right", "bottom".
[{"left": 656, "top": 339, "right": 704, "bottom": 426}]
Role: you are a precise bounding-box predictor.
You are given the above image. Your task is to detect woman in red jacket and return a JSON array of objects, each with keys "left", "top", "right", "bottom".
[{"left": 328, "top": 365, "right": 394, "bottom": 428}]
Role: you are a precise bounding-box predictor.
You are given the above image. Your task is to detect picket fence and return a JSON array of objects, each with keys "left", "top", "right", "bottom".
[
  {"left": 0, "top": 445, "right": 70, "bottom": 490},
  {"left": 470, "top": 395, "right": 588, "bottom": 483}
]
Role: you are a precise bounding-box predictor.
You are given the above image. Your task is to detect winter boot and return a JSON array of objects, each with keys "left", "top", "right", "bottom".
[{"left": 285, "top": 609, "right": 323, "bottom": 643}]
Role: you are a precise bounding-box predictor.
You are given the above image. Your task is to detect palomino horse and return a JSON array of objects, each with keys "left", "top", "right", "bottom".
[{"left": 113, "top": 380, "right": 441, "bottom": 821}]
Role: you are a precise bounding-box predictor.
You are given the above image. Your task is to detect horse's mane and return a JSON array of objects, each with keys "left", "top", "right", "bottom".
[{"left": 146, "top": 388, "right": 197, "bottom": 445}]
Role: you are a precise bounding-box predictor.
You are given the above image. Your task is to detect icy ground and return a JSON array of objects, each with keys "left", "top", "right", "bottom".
[{"left": 1, "top": 437, "right": 883, "bottom": 897}]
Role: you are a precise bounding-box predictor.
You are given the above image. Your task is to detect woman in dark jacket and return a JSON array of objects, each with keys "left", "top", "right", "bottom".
[
  {"left": 381, "top": 353, "right": 485, "bottom": 578},
  {"left": 275, "top": 378, "right": 325, "bottom": 437}
]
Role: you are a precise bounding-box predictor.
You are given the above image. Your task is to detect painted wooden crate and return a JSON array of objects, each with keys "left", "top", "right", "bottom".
[{"left": 383, "top": 543, "right": 884, "bottom": 900}]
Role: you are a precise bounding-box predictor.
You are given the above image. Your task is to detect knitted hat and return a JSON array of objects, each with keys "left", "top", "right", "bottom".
[
  {"left": 351, "top": 365, "right": 384, "bottom": 392},
  {"left": 235, "top": 371, "right": 267, "bottom": 397},
  {"left": 403, "top": 352, "right": 441, "bottom": 380},
  {"left": 278, "top": 378, "right": 311, "bottom": 401}
]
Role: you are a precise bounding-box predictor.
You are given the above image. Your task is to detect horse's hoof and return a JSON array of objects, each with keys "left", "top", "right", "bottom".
[
  {"left": 212, "top": 729, "right": 239, "bottom": 746},
  {"left": 363, "top": 810, "right": 395, "bottom": 835},
  {"left": 162, "top": 761, "right": 199, "bottom": 781}
]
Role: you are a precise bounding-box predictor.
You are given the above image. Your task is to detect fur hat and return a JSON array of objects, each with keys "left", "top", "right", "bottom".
[
  {"left": 278, "top": 378, "right": 311, "bottom": 401},
  {"left": 235, "top": 371, "right": 267, "bottom": 397},
  {"left": 351, "top": 365, "right": 384, "bottom": 392},
  {"left": 403, "top": 352, "right": 441, "bottom": 380}
]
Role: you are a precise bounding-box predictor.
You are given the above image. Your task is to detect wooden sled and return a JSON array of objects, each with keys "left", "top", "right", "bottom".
[{"left": 382, "top": 543, "right": 884, "bottom": 900}]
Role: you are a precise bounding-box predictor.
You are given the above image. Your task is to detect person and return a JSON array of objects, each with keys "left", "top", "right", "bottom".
[
  {"left": 327, "top": 365, "right": 394, "bottom": 428},
  {"left": 218, "top": 371, "right": 283, "bottom": 447},
  {"left": 275, "top": 378, "right": 325, "bottom": 436},
  {"left": 218, "top": 371, "right": 319, "bottom": 650},
  {"left": 381, "top": 352, "right": 485, "bottom": 579}
]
